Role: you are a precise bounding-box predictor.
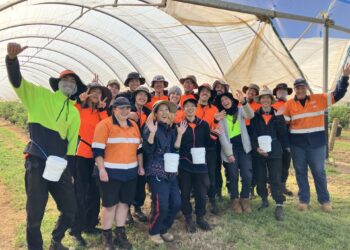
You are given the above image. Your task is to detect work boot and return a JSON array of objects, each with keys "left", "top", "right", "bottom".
[
  {"left": 258, "top": 198, "right": 269, "bottom": 211},
  {"left": 71, "top": 233, "right": 87, "bottom": 247},
  {"left": 240, "top": 198, "right": 252, "bottom": 213},
  {"left": 196, "top": 216, "right": 211, "bottom": 231},
  {"left": 134, "top": 206, "right": 148, "bottom": 222},
  {"left": 149, "top": 234, "right": 164, "bottom": 244},
  {"left": 185, "top": 216, "right": 197, "bottom": 233},
  {"left": 216, "top": 192, "right": 223, "bottom": 203},
  {"left": 160, "top": 232, "right": 174, "bottom": 242},
  {"left": 283, "top": 183, "right": 293, "bottom": 196},
  {"left": 321, "top": 202, "right": 332, "bottom": 213},
  {"left": 250, "top": 188, "right": 257, "bottom": 200},
  {"left": 275, "top": 205, "right": 284, "bottom": 221},
  {"left": 297, "top": 203, "right": 309, "bottom": 212},
  {"left": 114, "top": 227, "right": 132, "bottom": 250},
  {"left": 209, "top": 200, "right": 219, "bottom": 215},
  {"left": 126, "top": 208, "right": 134, "bottom": 224},
  {"left": 49, "top": 240, "right": 69, "bottom": 250},
  {"left": 102, "top": 229, "right": 114, "bottom": 250},
  {"left": 231, "top": 199, "right": 242, "bottom": 214}
]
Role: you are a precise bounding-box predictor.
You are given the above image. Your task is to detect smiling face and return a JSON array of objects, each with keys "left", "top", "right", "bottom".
[
  {"left": 276, "top": 89, "right": 288, "bottom": 100},
  {"left": 260, "top": 95, "right": 272, "bottom": 108},
  {"left": 88, "top": 87, "right": 102, "bottom": 104},
  {"left": 135, "top": 91, "right": 148, "bottom": 106},
  {"left": 169, "top": 92, "right": 181, "bottom": 104},
  {"left": 108, "top": 84, "right": 119, "bottom": 98},
  {"left": 246, "top": 88, "right": 258, "bottom": 101},
  {"left": 183, "top": 101, "right": 197, "bottom": 118},
  {"left": 220, "top": 95, "right": 233, "bottom": 110},
  {"left": 155, "top": 104, "right": 170, "bottom": 123},
  {"left": 129, "top": 78, "right": 141, "bottom": 92},
  {"left": 295, "top": 85, "right": 307, "bottom": 100},
  {"left": 215, "top": 84, "right": 226, "bottom": 95},
  {"left": 113, "top": 106, "right": 131, "bottom": 121},
  {"left": 153, "top": 81, "right": 165, "bottom": 94},
  {"left": 183, "top": 79, "right": 195, "bottom": 93},
  {"left": 199, "top": 88, "right": 211, "bottom": 104}
]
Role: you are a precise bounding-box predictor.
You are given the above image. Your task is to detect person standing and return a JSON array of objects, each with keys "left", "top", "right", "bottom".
[
  {"left": 284, "top": 65, "right": 350, "bottom": 212},
  {"left": 272, "top": 83, "right": 294, "bottom": 196},
  {"left": 143, "top": 100, "right": 185, "bottom": 244},
  {"left": 6, "top": 43, "right": 85, "bottom": 250},
  {"left": 250, "top": 89, "right": 289, "bottom": 221},
  {"left": 92, "top": 97, "right": 144, "bottom": 250}
]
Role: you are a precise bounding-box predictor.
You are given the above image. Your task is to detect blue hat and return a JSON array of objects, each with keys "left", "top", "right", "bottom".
[{"left": 112, "top": 97, "right": 131, "bottom": 108}]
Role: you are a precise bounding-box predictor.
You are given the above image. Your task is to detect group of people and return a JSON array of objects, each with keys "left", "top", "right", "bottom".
[{"left": 5, "top": 42, "right": 350, "bottom": 250}]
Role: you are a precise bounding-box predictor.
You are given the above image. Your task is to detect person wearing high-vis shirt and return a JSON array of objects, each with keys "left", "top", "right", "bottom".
[
  {"left": 6, "top": 43, "right": 85, "bottom": 250},
  {"left": 92, "top": 97, "right": 144, "bottom": 250},
  {"left": 284, "top": 63, "right": 350, "bottom": 213}
]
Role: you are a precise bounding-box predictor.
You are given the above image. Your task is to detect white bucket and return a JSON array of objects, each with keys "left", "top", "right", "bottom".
[
  {"left": 191, "top": 147, "right": 206, "bottom": 164},
  {"left": 42, "top": 156, "right": 67, "bottom": 182},
  {"left": 164, "top": 153, "right": 180, "bottom": 173},
  {"left": 258, "top": 136, "right": 272, "bottom": 152}
]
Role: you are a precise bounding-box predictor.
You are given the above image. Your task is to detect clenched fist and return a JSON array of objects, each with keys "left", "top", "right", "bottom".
[{"left": 7, "top": 43, "right": 28, "bottom": 60}]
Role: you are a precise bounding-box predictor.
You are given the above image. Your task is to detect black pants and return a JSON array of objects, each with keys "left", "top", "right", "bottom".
[
  {"left": 251, "top": 156, "right": 260, "bottom": 188},
  {"left": 281, "top": 149, "right": 292, "bottom": 184},
  {"left": 206, "top": 150, "right": 217, "bottom": 202},
  {"left": 71, "top": 157, "right": 100, "bottom": 234},
  {"left": 256, "top": 157, "right": 286, "bottom": 204},
  {"left": 178, "top": 169, "right": 209, "bottom": 218},
  {"left": 25, "top": 155, "right": 76, "bottom": 250},
  {"left": 133, "top": 175, "right": 146, "bottom": 208}
]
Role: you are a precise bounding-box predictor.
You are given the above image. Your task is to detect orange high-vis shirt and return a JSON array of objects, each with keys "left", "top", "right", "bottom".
[
  {"left": 284, "top": 93, "right": 334, "bottom": 134},
  {"left": 245, "top": 101, "right": 261, "bottom": 126},
  {"left": 92, "top": 117, "right": 142, "bottom": 170},
  {"left": 272, "top": 99, "right": 286, "bottom": 110},
  {"left": 75, "top": 103, "right": 108, "bottom": 158},
  {"left": 173, "top": 109, "right": 185, "bottom": 124},
  {"left": 196, "top": 103, "right": 219, "bottom": 139},
  {"left": 144, "top": 94, "right": 168, "bottom": 110},
  {"left": 180, "top": 93, "right": 196, "bottom": 107}
]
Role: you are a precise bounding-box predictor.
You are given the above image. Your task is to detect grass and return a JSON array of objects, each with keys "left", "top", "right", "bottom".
[{"left": 0, "top": 122, "right": 350, "bottom": 249}]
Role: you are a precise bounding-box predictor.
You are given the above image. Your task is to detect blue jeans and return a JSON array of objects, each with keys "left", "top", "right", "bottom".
[
  {"left": 223, "top": 146, "right": 252, "bottom": 199},
  {"left": 148, "top": 175, "right": 181, "bottom": 235},
  {"left": 291, "top": 145, "right": 330, "bottom": 204}
]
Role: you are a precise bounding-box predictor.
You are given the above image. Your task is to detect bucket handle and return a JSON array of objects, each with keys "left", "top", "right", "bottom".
[{"left": 30, "top": 140, "right": 48, "bottom": 159}]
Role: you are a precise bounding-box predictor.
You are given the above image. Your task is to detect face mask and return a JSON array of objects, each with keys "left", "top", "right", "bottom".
[
  {"left": 276, "top": 90, "right": 287, "bottom": 100},
  {"left": 58, "top": 79, "right": 77, "bottom": 97}
]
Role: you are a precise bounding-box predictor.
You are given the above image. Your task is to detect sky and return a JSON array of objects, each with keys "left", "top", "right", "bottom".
[{"left": 225, "top": 0, "right": 350, "bottom": 39}]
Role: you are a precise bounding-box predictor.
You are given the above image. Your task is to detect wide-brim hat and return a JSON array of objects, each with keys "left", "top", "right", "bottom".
[
  {"left": 124, "top": 72, "right": 146, "bottom": 87},
  {"left": 151, "top": 75, "right": 169, "bottom": 88},
  {"left": 179, "top": 75, "right": 198, "bottom": 89},
  {"left": 217, "top": 92, "right": 239, "bottom": 110},
  {"left": 86, "top": 82, "right": 113, "bottom": 108},
  {"left": 134, "top": 86, "right": 151, "bottom": 103},
  {"left": 198, "top": 83, "right": 212, "bottom": 94},
  {"left": 49, "top": 70, "right": 87, "bottom": 100},
  {"left": 107, "top": 79, "right": 121, "bottom": 89},
  {"left": 242, "top": 83, "right": 260, "bottom": 94},
  {"left": 273, "top": 83, "right": 293, "bottom": 96},
  {"left": 152, "top": 100, "right": 177, "bottom": 114},
  {"left": 213, "top": 79, "right": 229, "bottom": 92},
  {"left": 255, "top": 89, "right": 276, "bottom": 104}
]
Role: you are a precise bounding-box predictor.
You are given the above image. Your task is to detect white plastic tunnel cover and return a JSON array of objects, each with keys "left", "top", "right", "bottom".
[{"left": 0, "top": 0, "right": 305, "bottom": 100}]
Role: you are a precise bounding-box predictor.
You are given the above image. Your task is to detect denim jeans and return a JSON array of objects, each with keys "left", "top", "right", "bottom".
[
  {"left": 291, "top": 145, "right": 330, "bottom": 204},
  {"left": 223, "top": 146, "right": 252, "bottom": 199}
]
